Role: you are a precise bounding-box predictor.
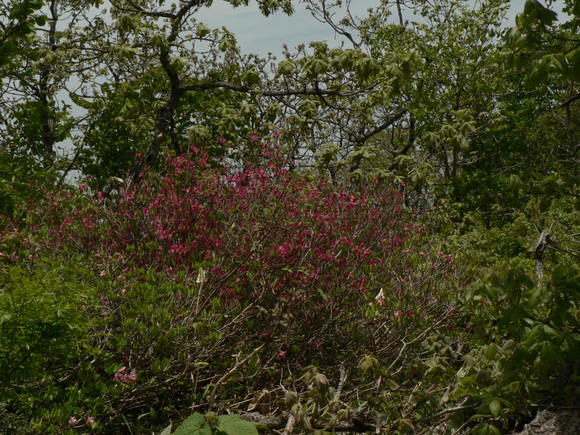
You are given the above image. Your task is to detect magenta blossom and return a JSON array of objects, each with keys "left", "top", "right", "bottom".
[{"left": 114, "top": 366, "right": 137, "bottom": 383}]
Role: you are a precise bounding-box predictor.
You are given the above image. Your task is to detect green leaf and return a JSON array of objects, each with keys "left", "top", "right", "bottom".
[
  {"left": 570, "top": 49, "right": 580, "bottom": 82},
  {"left": 523, "top": 324, "right": 540, "bottom": 347},
  {"left": 359, "top": 355, "right": 379, "bottom": 373},
  {"left": 489, "top": 398, "right": 501, "bottom": 418},
  {"left": 549, "top": 54, "right": 568, "bottom": 74},
  {"left": 539, "top": 342, "right": 560, "bottom": 364},
  {"left": 536, "top": 1, "right": 558, "bottom": 26},
  {"left": 304, "top": 58, "right": 328, "bottom": 77},
  {"left": 241, "top": 69, "right": 261, "bottom": 86},
  {"left": 543, "top": 324, "right": 561, "bottom": 338},
  {"left": 276, "top": 60, "right": 296, "bottom": 77},
  {"left": 298, "top": 99, "right": 318, "bottom": 118},
  {"left": 172, "top": 412, "right": 212, "bottom": 435},
  {"left": 516, "top": 270, "right": 535, "bottom": 290},
  {"left": 218, "top": 33, "right": 236, "bottom": 52},
  {"left": 239, "top": 103, "right": 257, "bottom": 119},
  {"left": 526, "top": 287, "right": 542, "bottom": 308},
  {"left": 484, "top": 344, "right": 498, "bottom": 360},
  {"left": 196, "top": 24, "right": 211, "bottom": 38},
  {"left": 216, "top": 415, "right": 260, "bottom": 435}
]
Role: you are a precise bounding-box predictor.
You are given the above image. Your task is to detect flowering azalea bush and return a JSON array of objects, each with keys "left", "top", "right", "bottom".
[{"left": 2, "top": 143, "right": 464, "bottom": 432}]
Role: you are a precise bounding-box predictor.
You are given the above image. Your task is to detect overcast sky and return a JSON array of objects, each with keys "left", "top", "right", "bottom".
[
  {"left": 195, "top": 0, "right": 530, "bottom": 58},
  {"left": 195, "top": 1, "right": 378, "bottom": 57}
]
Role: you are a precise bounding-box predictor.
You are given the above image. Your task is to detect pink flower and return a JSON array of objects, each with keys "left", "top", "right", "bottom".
[
  {"left": 279, "top": 350, "right": 287, "bottom": 359},
  {"left": 87, "top": 416, "right": 95, "bottom": 425},
  {"left": 79, "top": 184, "right": 87, "bottom": 192},
  {"left": 97, "top": 191, "right": 105, "bottom": 201},
  {"left": 251, "top": 134, "right": 259, "bottom": 141},
  {"left": 68, "top": 416, "right": 78, "bottom": 428},
  {"left": 100, "top": 270, "right": 106, "bottom": 277},
  {"left": 394, "top": 310, "right": 402, "bottom": 318},
  {"left": 114, "top": 365, "right": 137, "bottom": 383},
  {"left": 273, "top": 130, "right": 279, "bottom": 138},
  {"left": 218, "top": 136, "right": 227, "bottom": 144},
  {"left": 114, "top": 366, "right": 127, "bottom": 382},
  {"left": 135, "top": 152, "right": 142, "bottom": 158}
]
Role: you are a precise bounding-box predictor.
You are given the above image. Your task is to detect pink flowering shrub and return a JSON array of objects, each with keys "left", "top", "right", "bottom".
[
  {"left": 55, "top": 146, "right": 457, "bottom": 358},
  {"left": 6, "top": 143, "right": 461, "bottom": 431}
]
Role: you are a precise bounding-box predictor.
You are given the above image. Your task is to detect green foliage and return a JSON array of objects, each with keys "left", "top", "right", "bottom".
[
  {"left": 164, "top": 412, "right": 261, "bottom": 435},
  {"left": 506, "top": 0, "right": 580, "bottom": 86},
  {"left": 0, "top": 254, "right": 96, "bottom": 430},
  {"left": 448, "top": 266, "right": 580, "bottom": 428},
  {"left": 0, "top": 151, "right": 52, "bottom": 219},
  {"left": 0, "top": 0, "right": 45, "bottom": 67}
]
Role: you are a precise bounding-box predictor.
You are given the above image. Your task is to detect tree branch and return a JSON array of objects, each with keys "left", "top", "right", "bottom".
[
  {"left": 560, "top": 93, "right": 580, "bottom": 107},
  {"left": 355, "top": 108, "right": 407, "bottom": 145}
]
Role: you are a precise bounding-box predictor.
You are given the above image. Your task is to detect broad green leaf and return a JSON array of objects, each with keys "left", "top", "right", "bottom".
[
  {"left": 489, "top": 399, "right": 501, "bottom": 418},
  {"left": 172, "top": 412, "right": 212, "bottom": 435},
  {"left": 526, "top": 287, "right": 542, "bottom": 308},
  {"left": 543, "top": 324, "right": 561, "bottom": 338},
  {"left": 523, "top": 324, "right": 540, "bottom": 347},
  {"left": 196, "top": 24, "right": 211, "bottom": 38},
  {"left": 304, "top": 58, "right": 328, "bottom": 77},
  {"left": 549, "top": 54, "right": 568, "bottom": 74},
  {"left": 216, "top": 415, "right": 260, "bottom": 435},
  {"left": 359, "top": 355, "right": 379, "bottom": 373},
  {"left": 540, "top": 342, "right": 560, "bottom": 364},
  {"left": 241, "top": 69, "right": 261, "bottom": 86}
]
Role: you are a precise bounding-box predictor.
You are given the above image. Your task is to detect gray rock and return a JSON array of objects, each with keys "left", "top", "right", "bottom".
[{"left": 516, "top": 409, "right": 580, "bottom": 435}]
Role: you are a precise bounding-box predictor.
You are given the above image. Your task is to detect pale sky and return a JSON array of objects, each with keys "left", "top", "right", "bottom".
[
  {"left": 195, "top": 1, "right": 380, "bottom": 56},
  {"left": 195, "top": 0, "right": 531, "bottom": 58}
]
